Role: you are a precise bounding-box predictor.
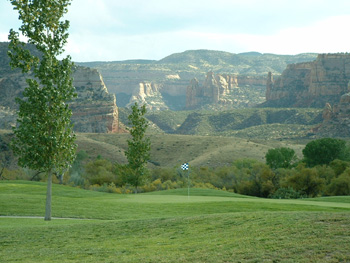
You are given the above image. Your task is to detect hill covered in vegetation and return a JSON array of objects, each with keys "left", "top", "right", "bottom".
[{"left": 144, "top": 107, "right": 323, "bottom": 139}]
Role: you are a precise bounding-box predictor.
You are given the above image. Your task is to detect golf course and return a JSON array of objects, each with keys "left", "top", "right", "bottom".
[{"left": 1, "top": 180, "right": 349, "bottom": 262}]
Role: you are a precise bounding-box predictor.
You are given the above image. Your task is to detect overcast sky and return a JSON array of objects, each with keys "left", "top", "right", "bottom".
[{"left": 1, "top": 0, "right": 350, "bottom": 62}]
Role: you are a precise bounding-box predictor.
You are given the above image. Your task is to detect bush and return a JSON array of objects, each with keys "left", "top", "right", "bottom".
[
  {"left": 327, "top": 168, "right": 350, "bottom": 196},
  {"left": 286, "top": 167, "right": 325, "bottom": 197},
  {"left": 141, "top": 179, "right": 184, "bottom": 193},
  {"left": 68, "top": 172, "right": 85, "bottom": 187},
  {"left": 265, "top": 147, "right": 297, "bottom": 169},
  {"left": 2, "top": 168, "right": 29, "bottom": 180},
  {"left": 215, "top": 166, "right": 238, "bottom": 190},
  {"left": 238, "top": 180, "right": 260, "bottom": 196},
  {"left": 84, "top": 159, "right": 116, "bottom": 185},
  {"left": 151, "top": 167, "right": 178, "bottom": 182},
  {"left": 314, "top": 165, "right": 336, "bottom": 185},
  {"left": 270, "top": 187, "right": 306, "bottom": 199},
  {"left": 329, "top": 159, "right": 350, "bottom": 177}
]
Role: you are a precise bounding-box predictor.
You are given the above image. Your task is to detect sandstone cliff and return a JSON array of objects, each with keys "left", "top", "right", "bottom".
[
  {"left": 127, "top": 81, "right": 169, "bottom": 110},
  {"left": 70, "top": 67, "right": 119, "bottom": 133},
  {"left": 265, "top": 53, "right": 350, "bottom": 107},
  {"left": 0, "top": 65, "right": 120, "bottom": 133},
  {"left": 78, "top": 50, "right": 317, "bottom": 110},
  {"left": 186, "top": 72, "right": 266, "bottom": 109},
  {"left": 316, "top": 93, "right": 350, "bottom": 137}
]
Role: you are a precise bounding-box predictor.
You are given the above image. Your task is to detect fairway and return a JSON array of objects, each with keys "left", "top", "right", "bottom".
[{"left": 1, "top": 181, "right": 350, "bottom": 262}]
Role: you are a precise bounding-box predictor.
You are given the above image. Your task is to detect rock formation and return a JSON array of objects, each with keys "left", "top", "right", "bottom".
[
  {"left": 317, "top": 93, "right": 350, "bottom": 137},
  {"left": 186, "top": 78, "right": 201, "bottom": 109},
  {"left": 0, "top": 66, "right": 120, "bottom": 133},
  {"left": 186, "top": 72, "right": 265, "bottom": 109},
  {"left": 79, "top": 50, "right": 317, "bottom": 109},
  {"left": 322, "top": 103, "right": 333, "bottom": 121},
  {"left": 70, "top": 67, "right": 119, "bottom": 133},
  {"left": 265, "top": 53, "right": 350, "bottom": 107},
  {"left": 127, "top": 81, "right": 168, "bottom": 110},
  {"left": 186, "top": 71, "right": 238, "bottom": 108}
]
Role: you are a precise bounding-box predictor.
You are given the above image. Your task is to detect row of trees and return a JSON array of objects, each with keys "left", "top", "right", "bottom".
[
  {"left": 4, "top": 151, "right": 350, "bottom": 198},
  {"left": 58, "top": 137, "right": 349, "bottom": 198},
  {"left": 266, "top": 138, "right": 349, "bottom": 169}
]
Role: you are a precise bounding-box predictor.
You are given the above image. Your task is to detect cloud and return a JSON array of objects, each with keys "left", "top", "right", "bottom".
[
  {"left": 0, "top": 33, "right": 8, "bottom": 42},
  {"left": 3, "top": 0, "right": 350, "bottom": 61},
  {"left": 65, "top": 14, "right": 350, "bottom": 62},
  {"left": 234, "top": 15, "right": 350, "bottom": 54}
]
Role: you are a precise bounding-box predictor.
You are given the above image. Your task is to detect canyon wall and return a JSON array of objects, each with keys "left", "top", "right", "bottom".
[
  {"left": 78, "top": 50, "right": 317, "bottom": 110},
  {"left": 0, "top": 66, "right": 120, "bottom": 133},
  {"left": 127, "top": 81, "right": 169, "bottom": 110},
  {"left": 70, "top": 67, "right": 119, "bottom": 133},
  {"left": 186, "top": 72, "right": 266, "bottom": 109},
  {"left": 265, "top": 53, "right": 350, "bottom": 107},
  {"left": 316, "top": 93, "right": 350, "bottom": 137}
]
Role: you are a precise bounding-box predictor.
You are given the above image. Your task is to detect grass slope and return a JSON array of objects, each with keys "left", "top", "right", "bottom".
[
  {"left": 1, "top": 181, "right": 350, "bottom": 262},
  {"left": 1, "top": 129, "right": 308, "bottom": 168},
  {"left": 78, "top": 133, "right": 307, "bottom": 167}
]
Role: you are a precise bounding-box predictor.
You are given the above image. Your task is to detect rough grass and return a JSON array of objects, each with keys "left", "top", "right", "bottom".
[
  {"left": 1, "top": 128, "right": 309, "bottom": 168},
  {"left": 78, "top": 133, "right": 307, "bottom": 167},
  {"left": 1, "top": 181, "right": 350, "bottom": 262}
]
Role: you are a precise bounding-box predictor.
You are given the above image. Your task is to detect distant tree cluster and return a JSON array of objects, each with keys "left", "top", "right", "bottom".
[
  {"left": 3, "top": 134, "right": 350, "bottom": 198},
  {"left": 57, "top": 137, "right": 349, "bottom": 198}
]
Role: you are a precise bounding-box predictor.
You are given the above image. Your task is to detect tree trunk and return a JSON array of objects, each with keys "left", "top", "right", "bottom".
[
  {"left": 0, "top": 166, "right": 5, "bottom": 180},
  {"left": 45, "top": 171, "right": 52, "bottom": 221},
  {"left": 59, "top": 173, "right": 63, "bottom": 184}
]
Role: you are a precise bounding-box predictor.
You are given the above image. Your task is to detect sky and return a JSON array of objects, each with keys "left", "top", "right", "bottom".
[{"left": 1, "top": 0, "right": 350, "bottom": 62}]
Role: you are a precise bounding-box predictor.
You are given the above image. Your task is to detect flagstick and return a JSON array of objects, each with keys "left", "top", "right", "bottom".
[
  {"left": 187, "top": 169, "right": 190, "bottom": 200},
  {"left": 181, "top": 163, "right": 190, "bottom": 200}
]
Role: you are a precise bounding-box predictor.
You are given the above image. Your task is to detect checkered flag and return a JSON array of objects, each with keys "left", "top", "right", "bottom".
[{"left": 181, "top": 163, "right": 189, "bottom": 170}]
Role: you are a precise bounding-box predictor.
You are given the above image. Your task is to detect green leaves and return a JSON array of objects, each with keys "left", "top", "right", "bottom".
[
  {"left": 265, "top": 147, "right": 297, "bottom": 169},
  {"left": 8, "top": 0, "right": 76, "bottom": 175},
  {"left": 9, "top": 0, "right": 71, "bottom": 56},
  {"left": 125, "top": 103, "right": 151, "bottom": 188},
  {"left": 8, "top": 0, "right": 75, "bottom": 221},
  {"left": 302, "top": 138, "right": 348, "bottom": 167}
]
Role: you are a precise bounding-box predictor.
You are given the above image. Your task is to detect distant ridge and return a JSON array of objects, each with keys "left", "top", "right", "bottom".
[
  {"left": 78, "top": 59, "right": 156, "bottom": 67},
  {"left": 157, "top": 49, "right": 236, "bottom": 64},
  {"left": 76, "top": 49, "right": 318, "bottom": 68}
]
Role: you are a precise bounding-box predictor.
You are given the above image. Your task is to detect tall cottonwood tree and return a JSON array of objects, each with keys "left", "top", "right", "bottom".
[
  {"left": 8, "top": 0, "right": 76, "bottom": 220},
  {"left": 125, "top": 103, "right": 151, "bottom": 191}
]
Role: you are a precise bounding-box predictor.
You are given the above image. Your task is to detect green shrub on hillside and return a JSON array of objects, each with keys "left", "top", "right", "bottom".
[
  {"left": 285, "top": 165, "right": 326, "bottom": 197},
  {"left": 236, "top": 162, "right": 277, "bottom": 197},
  {"left": 302, "top": 138, "right": 348, "bottom": 167},
  {"left": 265, "top": 147, "right": 297, "bottom": 169},
  {"left": 270, "top": 187, "right": 306, "bottom": 199},
  {"left": 84, "top": 159, "right": 117, "bottom": 185},
  {"left": 327, "top": 168, "right": 350, "bottom": 196},
  {"left": 329, "top": 159, "right": 350, "bottom": 177}
]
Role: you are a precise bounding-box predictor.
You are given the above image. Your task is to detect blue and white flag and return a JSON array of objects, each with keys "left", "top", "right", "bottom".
[{"left": 181, "top": 163, "right": 189, "bottom": 170}]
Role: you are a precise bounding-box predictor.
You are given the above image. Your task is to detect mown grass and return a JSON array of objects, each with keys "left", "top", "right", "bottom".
[{"left": 1, "top": 181, "right": 350, "bottom": 262}]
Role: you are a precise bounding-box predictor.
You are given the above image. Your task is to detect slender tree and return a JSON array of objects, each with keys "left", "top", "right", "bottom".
[
  {"left": 8, "top": 0, "right": 76, "bottom": 220},
  {"left": 125, "top": 103, "right": 151, "bottom": 191}
]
